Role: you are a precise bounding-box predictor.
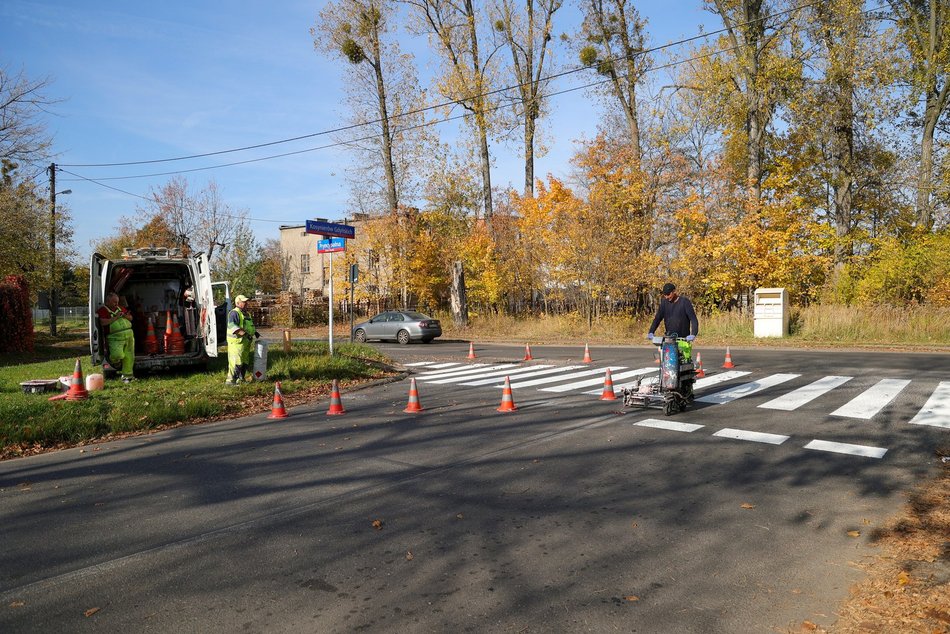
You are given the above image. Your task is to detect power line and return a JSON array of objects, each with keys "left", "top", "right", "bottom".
[{"left": 58, "top": 0, "right": 824, "bottom": 169}]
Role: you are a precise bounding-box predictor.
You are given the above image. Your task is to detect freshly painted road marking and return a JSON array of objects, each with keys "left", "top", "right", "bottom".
[
  {"left": 635, "top": 418, "right": 704, "bottom": 433},
  {"left": 427, "top": 365, "right": 552, "bottom": 385},
  {"left": 417, "top": 364, "right": 511, "bottom": 380},
  {"left": 758, "top": 376, "right": 853, "bottom": 411},
  {"left": 504, "top": 366, "right": 627, "bottom": 389},
  {"left": 582, "top": 367, "right": 659, "bottom": 394},
  {"left": 425, "top": 362, "right": 465, "bottom": 369},
  {"left": 403, "top": 361, "right": 435, "bottom": 367},
  {"left": 418, "top": 363, "right": 491, "bottom": 376},
  {"left": 830, "top": 378, "right": 911, "bottom": 419},
  {"left": 693, "top": 371, "right": 751, "bottom": 391},
  {"left": 803, "top": 440, "right": 887, "bottom": 459},
  {"left": 713, "top": 428, "right": 790, "bottom": 445},
  {"left": 908, "top": 381, "right": 950, "bottom": 429},
  {"left": 461, "top": 365, "right": 585, "bottom": 386},
  {"left": 696, "top": 373, "right": 800, "bottom": 404},
  {"left": 541, "top": 367, "right": 646, "bottom": 392}
]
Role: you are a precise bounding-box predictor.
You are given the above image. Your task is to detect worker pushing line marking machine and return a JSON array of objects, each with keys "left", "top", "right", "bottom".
[{"left": 622, "top": 335, "right": 696, "bottom": 416}]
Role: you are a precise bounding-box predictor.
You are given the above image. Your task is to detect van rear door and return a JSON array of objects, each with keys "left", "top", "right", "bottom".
[
  {"left": 89, "top": 253, "right": 111, "bottom": 366},
  {"left": 194, "top": 252, "right": 218, "bottom": 357}
]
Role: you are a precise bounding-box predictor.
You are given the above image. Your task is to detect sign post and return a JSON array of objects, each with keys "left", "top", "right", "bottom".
[
  {"left": 309, "top": 222, "right": 356, "bottom": 356},
  {"left": 349, "top": 263, "right": 358, "bottom": 342}
]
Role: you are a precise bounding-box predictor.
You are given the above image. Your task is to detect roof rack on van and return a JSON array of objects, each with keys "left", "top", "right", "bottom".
[{"left": 122, "top": 247, "right": 183, "bottom": 259}]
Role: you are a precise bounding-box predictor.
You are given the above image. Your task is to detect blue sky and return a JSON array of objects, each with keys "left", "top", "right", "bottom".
[{"left": 2, "top": 0, "right": 710, "bottom": 262}]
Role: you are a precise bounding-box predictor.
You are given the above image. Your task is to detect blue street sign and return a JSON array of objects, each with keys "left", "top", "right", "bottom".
[
  {"left": 317, "top": 237, "right": 346, "bottom": 253},
  {"left": 305, "top": 219, "right": 355, "bottom": 239}
]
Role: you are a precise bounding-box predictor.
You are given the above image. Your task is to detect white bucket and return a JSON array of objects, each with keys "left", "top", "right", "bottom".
[{"left": 86, "top": 373, "right": 105, "bottom": 391}]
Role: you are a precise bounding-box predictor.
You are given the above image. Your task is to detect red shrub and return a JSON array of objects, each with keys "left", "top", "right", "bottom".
[{"left": 0, "top": 275, "right": 35, "bottom": 354}]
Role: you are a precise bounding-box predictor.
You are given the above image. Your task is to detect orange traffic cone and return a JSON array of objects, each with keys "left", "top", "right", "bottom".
[
  {"left": 695, "top": 352, "right": 706, "bottom": 378},
  {"left": 65, "top": 358, "right": 90, "bottom": 401},
  {"left": 163, "top": 310, "right": 174, "bottom": 354},
  {"left": 267, "top": 381, "right": 289, "bottom": 419},
  {"left": 599, "top": 368, "right": 617, "bottom": 401},
  {"left": 144, "top": 317, "right": 159, "bottom": 354},
  {"left": 722, "top": 347, "right": 735, "bottom": 369},
  {"left": 326, "top": 379, "right": 346, "bottom": 415},
  {"left": 523, "top": 344, "right": 533, "bottom": 361},
  {"left": 167, "top": 312, "right": 186, "bottom": 355},
  {"left": 467, "top": 342, "right": 477, "bottom": 359},
  {"left": 582, "top": 343, "right": 593, "bottom": 363},
  {"left": 403, "top": 378, "right": 424, "bottom": 413},
  {"left": 497, "top": 376, "right": 518, "bottom": 412}
]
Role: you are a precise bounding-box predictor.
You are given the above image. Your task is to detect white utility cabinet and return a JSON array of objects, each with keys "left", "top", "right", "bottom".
[{"left": 753, "top": 288, "right": 789, "bottom": 337}]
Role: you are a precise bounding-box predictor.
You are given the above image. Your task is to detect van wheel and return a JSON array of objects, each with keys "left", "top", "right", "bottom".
[
  {"left": 397, "top": 329, "right": 411, "bottom": 345},
  {"left": 354, "top": 328, "right": 367, "bottom": 343}
]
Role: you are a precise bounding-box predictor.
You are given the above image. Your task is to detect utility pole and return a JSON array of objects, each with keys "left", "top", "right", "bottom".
[{"left": 49, "top": 163, "right": 57, "bottom": 337}]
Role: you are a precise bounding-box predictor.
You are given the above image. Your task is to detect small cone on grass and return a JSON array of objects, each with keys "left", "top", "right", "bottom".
[
  {"left": 65, "top": 358, "right": 90, "bottom": 401},
  {"left": 695, "top": 352, "right": 706, "bottom": 378},
  {"left": 497, "top": 376, "right": 518, "bottom": 412},
  {"left": 582, "top": 343, "right": 593, "bottom": 363},
  {"left": 600, "top": 368, "right": 617, "bottom": 401},
  {"left": 268, "top": 381, "right": 289, "bottom": 419},
  {"left": 523, "top": 344, "right": 533, "bottom": 361},
  {"left": 403, "top": 378, "right": 424, "bottom": 413},
  {"left": 467, "top": 342, "right": 477, "bottom": 360},
  {"left": 326, "top": 379, "right": 346, "bottom": 415},
  {"left": 722, "top": 347, "right": 735, "bottom": 369}
]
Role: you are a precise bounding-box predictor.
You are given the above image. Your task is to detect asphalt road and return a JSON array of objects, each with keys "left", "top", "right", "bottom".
[{"left": 1, "top": 341, "right": 948, "bottom": 633}]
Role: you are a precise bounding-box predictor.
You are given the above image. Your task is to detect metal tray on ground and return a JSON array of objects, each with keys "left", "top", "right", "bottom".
[{"left": 19, "top": 380, "right": 63, "bottom": 394}]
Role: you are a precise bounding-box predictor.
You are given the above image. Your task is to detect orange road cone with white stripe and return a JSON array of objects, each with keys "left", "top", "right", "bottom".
[
  {"left": 523, "top": 344, "right": 533, "bottom": 361},
  {"left": 582, "top": 343, "right": 593, "bottom": 363},
  {"left": 695, "top": 352, "right": 706, "bottom": 378},
  {"left": 467, "top": 342, "right": 477, "bottom": 359},
  {"left": 722, "top": 347, "right": 735, "bottom": 369},
  {"left": 326, "top": 379, "right": 346, "bottom": 415},
  {"left": 144, "top": 317, "right": 159, "bottom": 355},
  {"left": 403, "top": 378, "right": 424, "bottom": 413},
  {"left": 267, "top": 381, "right": 289, "bottom": 419},
  {"left": 599, "top": 368, "right": 617, "bottom": 401},
  {"left": 65, "top": 358, "right": 90, "bottom": 401},
  {"left": 497, "top": 376, "right": 518, "bottom": 412}
]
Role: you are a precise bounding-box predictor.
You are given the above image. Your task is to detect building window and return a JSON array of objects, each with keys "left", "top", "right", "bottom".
[{"left": 301, "top": 254, "right": 310, "bottom": 274}]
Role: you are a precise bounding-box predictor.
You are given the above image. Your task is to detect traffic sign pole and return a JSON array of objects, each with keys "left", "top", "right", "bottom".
[{"left": 328, "top": 252, "right": 334, "bottom": 356}]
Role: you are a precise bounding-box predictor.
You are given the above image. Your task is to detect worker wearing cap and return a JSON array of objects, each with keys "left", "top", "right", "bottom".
[
  {"left": 225, "top": 294, "right": 258, "bottom": 385},
  {"left": 647, "top": 283, "right": 699, "bottom": 342}
]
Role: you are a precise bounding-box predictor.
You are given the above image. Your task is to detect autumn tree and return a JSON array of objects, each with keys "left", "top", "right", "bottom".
[
  {"left": 888, "top": 0, "right": 949, "bottom": 229},
  {"left": 404, "top": 0, "right": 502, "bottom": 228},
  {"left": 575, "top": 0, "right": 651, "bottom": 161},
  {"left": 0, "top": 66, "right": 56, "bottom": 164},
  {"left": 492, "top": 0, "right": 562, "bottom": 196},
  {"left": 256, "top": 238, "right": 288, "bottom": 294}
]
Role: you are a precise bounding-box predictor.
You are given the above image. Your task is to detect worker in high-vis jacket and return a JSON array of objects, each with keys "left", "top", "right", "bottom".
[
  {"left": 97, "top": 292, "right": 136, "bottom": 383},
  {"left": 225, "top": 294, "right": 258, "bottom": 385}
]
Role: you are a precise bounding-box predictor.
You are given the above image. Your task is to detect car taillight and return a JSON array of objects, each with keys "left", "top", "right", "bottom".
[{"left": 419, "top": 321, "right": 428, "bottom": 327}]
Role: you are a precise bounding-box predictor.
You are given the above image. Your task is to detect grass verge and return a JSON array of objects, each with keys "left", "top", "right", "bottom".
[{"left": 0, "top": 340, "right": 393, "bottom": 460}]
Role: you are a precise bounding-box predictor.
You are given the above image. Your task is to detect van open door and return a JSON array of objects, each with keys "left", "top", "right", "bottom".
[
  {"left": 89, "top": 253, "right": 111, "bottom": 366},
  {"left": 194, "top": 252, "right": 218, "bottom": 357}
]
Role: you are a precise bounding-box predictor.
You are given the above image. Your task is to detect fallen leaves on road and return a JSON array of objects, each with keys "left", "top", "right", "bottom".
[
  {"left": 847, "top": 530, "right": 861, "bottom": 538},
  {"left": 84, "top": 607, "right": 100, "bottom": 617},
  {"left": 897, "top": 571, "right": 911, "bottom": 586},
  {"left": 372, "top": 519, "right": 383, "bottom": 530},
  {"left": 9, "top": 601, "right": 24, "bottom": 608},
  {"left": 800, "top": 620, "right": 818, "bottom": 630},
  {"left": 740, "top": 503, "right": 755, "bottom": 510},
  {"left": 406, "top": 551, "right": 414, "bottom": 561},
  {"left": 624, "top": 595, "right": 639, "bottom": 602}
]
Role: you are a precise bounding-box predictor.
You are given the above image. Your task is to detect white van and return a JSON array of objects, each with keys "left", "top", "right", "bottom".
[{"left": 89, "top": 247, "right": 229, "bottom": 373}]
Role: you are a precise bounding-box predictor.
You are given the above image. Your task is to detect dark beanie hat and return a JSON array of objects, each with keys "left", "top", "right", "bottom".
[{"left": 661, "top": 283, "right": 676, "bottom": 295}]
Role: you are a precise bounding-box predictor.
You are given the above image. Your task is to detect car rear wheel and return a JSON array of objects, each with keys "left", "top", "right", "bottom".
[
  {"left": 397, "top": 329, "right": 411, "bottom": 345},
  {"left": 354, "top": 328, "right": 367, "bottom": 343}
]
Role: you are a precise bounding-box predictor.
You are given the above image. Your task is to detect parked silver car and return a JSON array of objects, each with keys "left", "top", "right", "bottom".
[{"left": 353, "top": 311, "right": 442, "bottom": 345}]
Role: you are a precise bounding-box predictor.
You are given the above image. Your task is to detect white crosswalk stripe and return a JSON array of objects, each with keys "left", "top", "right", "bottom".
[
  {"left": 908, "top": 381, "right": 950, "bottom": 429},
  {"left": 541, "top": 367, "right": 645, "bottom": 393},
  {"left": 403, "top": 361, "right": 435, "bottom": 367},
  {"left": 635, "top": 418, "right": 704, "bottom": 433},
  {"left": 713, "top": 428, "right": 789, "bottom": 444},
  {"left": 830, "top": 378, "right": 911, "bottom": 419},
  {"left": 417, "top": 364, "right": 508, "bottom": 379},
  {"left": 693, "top": 371, "right": 751, "bottom": 390},
  {"left": 582, "top": 367, "right": 659, "bottom": 394},
  {"left": 696, "top": 373, "right": 800, "bottom": 404},
  {"left": 758, "top": 376, "right": 853, "bottom": 411},
  {"left": 803, "top": 440, "right": 887, "bottom": 459},
  {"left": 460, "top": 365, "right": 585, "bottom": 386},
  {"left": 425, "top": 362, "right": 465, "bottom": 369},
  {"left": 426, "top": 365, "right": 553, "bottom": 385},
  {"left": 505, "top": 366, "right": 627, "bottom": 390}
]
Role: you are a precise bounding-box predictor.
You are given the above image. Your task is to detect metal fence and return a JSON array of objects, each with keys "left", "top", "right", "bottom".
[{"left": 32, "top": 306, "right": 90, "bottom": 326}]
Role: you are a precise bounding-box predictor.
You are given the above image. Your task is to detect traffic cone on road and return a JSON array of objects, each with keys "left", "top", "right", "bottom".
[
  {"left": 144, "top": 317, "right": 159, "bottom": 355},
  {"left": 65, "top": 358, "right": 90, "bottom": 401},
  {"left": 599, "top": 368, "right": 617, "bottom": 401},
  {"left": 326, "top": 379, "right": 346, "bottom": 415},
  {"left": 496, "top": 376, "right": 518, "bottom": 412},
  {"left": 267, "top": 381, "right": 289, "bottom": 419},
  {"left": 582, "top": 343, "right": 593, "bottom": 363},
  {"left": 722, "top": 347, "right": 735, "bottom": 369},
  {"left": 467, "top": 342, "right": 477, "bottom": 360},
  {"left": 523, "top": 344, "right": 533, "bottom": 361},
  {"left": 695, "top": 352, "right": 706, "bottom": 378},
  {"left": 403, "top": 378, "right": 424, "bottom": 413}
]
